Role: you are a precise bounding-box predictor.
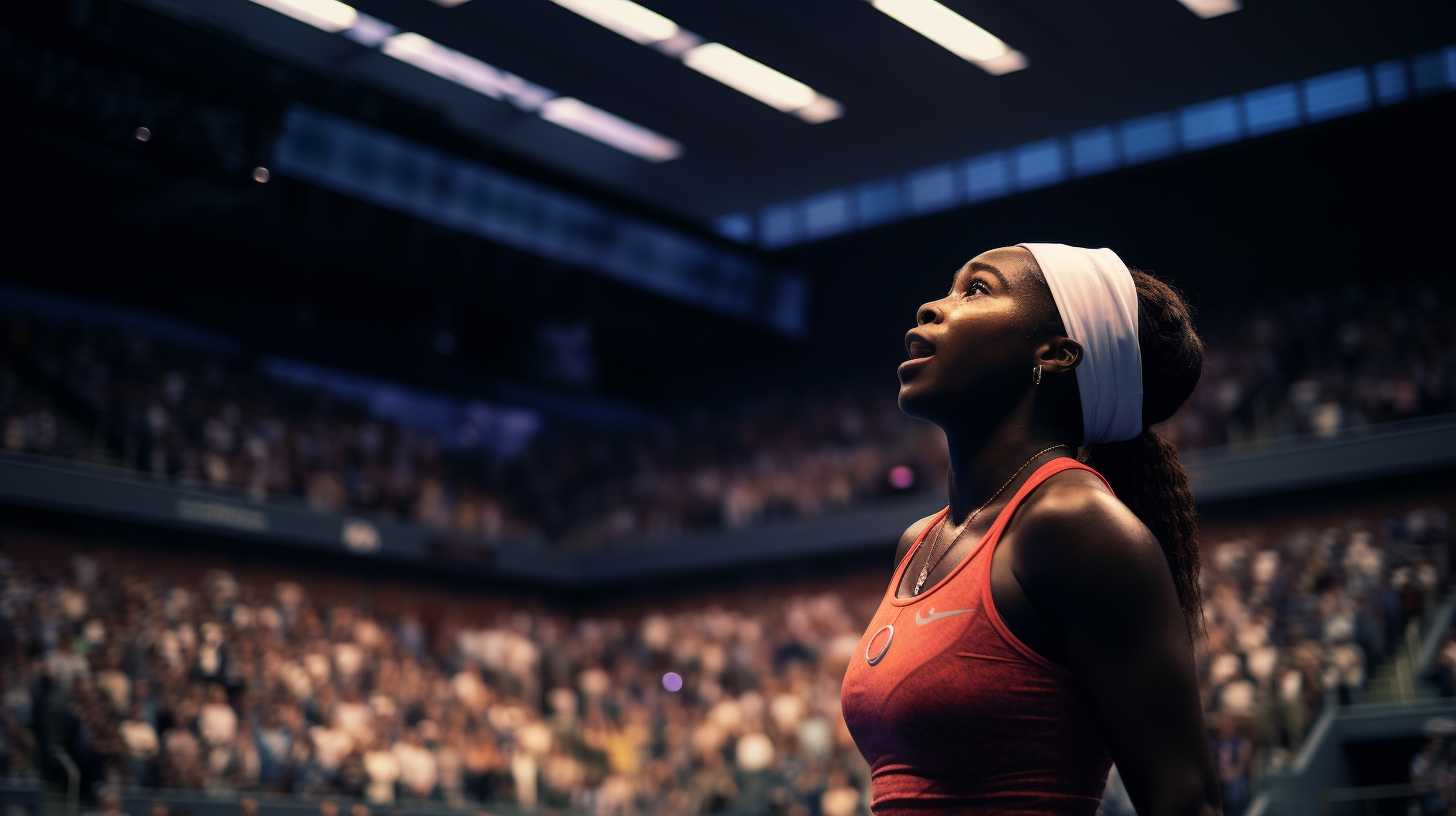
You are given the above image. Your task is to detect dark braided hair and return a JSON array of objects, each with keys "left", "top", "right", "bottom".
[{"left": 1032, "top": 264, "right": 1208, "bottom": 644}]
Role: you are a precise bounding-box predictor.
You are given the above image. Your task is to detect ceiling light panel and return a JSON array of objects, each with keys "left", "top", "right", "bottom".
[
  {"left": 1177, "top": 0, "right": 1242, "bottom": 19},
  {"left": 547, "top": 0, "right": 678, "bottom": 44},
  {"left": 867, "top": 0, "right": 1026, "bottom": 76},
  {"left": 248, "top": 0, "right": 358, "bottom": 32},
  {"left": 382, "top": 32, "right": 553, "bottom": 111},
  {"left": 540, "top": 97, "right": 682, "bottom": 161},
  {"left": 543, "top": 0, "right": 842, "bottom": 123},
  {"left": 247, "top": 1, "right": 681, "bottom": 161},
  {"left": 682, "top": 43, "right": 815, "bottom": 112}
]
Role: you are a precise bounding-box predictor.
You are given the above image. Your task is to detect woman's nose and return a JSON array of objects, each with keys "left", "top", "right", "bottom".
[{"left": 916, "top": 302, "right": 940, "bottom": 325}]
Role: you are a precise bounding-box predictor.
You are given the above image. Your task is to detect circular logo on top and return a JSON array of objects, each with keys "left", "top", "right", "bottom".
[{"left": 865, "top": 624, "right": 894, "bottom": 666}]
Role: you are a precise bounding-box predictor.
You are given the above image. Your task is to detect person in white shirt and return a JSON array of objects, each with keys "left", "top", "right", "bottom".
[
  {"left": 198, "top": 685, "right": 237, "bottom": 748},
  {"left": 362, "top": 735, "right": 401, "bottom": 804},
  {"left": 393, "top": 729, "right": 438, "bottom": 800}
]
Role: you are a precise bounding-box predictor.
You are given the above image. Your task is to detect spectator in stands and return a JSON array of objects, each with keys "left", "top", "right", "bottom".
[
  {"left": 0, "top": 499, "right": 1448, "bottom": 812},
  {"left": 1425, "top": 633, "right": 1456, "bottom": 699},
  {"left": 1212, "top": 712, "right": 1253, "bottom": 816},
  {"left": 1411, "top": 732, "right": 1456, "bottom": 815},
  {"left": 4, "top": 275, "right": 1454, "bottom": 552}
]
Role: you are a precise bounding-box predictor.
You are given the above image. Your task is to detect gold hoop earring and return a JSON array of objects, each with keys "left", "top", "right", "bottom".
[{"left": 1032, "top": 364, "right": 1043, "bottom": 386}]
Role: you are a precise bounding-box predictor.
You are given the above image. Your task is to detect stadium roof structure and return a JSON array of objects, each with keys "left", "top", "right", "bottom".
[{"left": 131, "top": 0, "right": 1452, "bottom": 243}]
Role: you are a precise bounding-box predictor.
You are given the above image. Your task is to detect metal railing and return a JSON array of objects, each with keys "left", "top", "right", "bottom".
[
  {"left": 1320, "top": 782, "right": 1425, "bottom": 816},
  {"left": 52, "top": 749, "right": 79, "bottom": 816}
]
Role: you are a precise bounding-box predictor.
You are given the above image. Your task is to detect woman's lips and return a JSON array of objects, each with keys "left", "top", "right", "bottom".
[{"left": 898, "top": 355, "right": 932, "bottom": 378}]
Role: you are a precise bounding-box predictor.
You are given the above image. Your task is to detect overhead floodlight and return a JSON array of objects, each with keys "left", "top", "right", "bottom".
[
  {"left": 382, "top": 32, "right": 553, "bottom": 111},
  {"left": 1177, "top": 0, "right": 1241, "bottom": 18},
  {"left": 683, "top": 42, "right": 815, "bottom": 112},
  {"left": 257, "top": 6, "right": 680, "bottom": 161},
  {"left": 248, "top": 0, "right": 358, "bottom": 32},
  {"left": 548, "top": 0, "right": 841, "bottom": 123},
  {"left": 540, "top": 97, "right": 682, "bottom": 162},
  {"left": 428, "top": 0, "right": 474, "bottom": 6},
  {"left": 978, "top": 50, "right": 1028, "bottom": 76},
  {"left": 795, "top": 97, "right": 843, "bottom": 124},
  {"left": 653, "top": 30, "right": 703, "bottom": 58},
  {"left": 869, "top": 0, "right": 1025, "bottom": 75},
  {"left": 342, "top": 13, "right": 398, "bottom": 47},
  {"left": 384, "top": 32, "right": 677, "bottom": 159},
  {"left": 545, "top": 0, "right": 679, "bottom": 45}
]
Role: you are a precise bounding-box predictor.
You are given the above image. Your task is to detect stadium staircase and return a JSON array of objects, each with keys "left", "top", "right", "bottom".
[{"left": 1363, "top": 589, "right": 1456, "bottom": 704}]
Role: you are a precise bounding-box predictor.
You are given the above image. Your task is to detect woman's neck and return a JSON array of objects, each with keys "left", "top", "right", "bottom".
[{"left": 942, "top": 420, "right": 1075, "bottom": 526}]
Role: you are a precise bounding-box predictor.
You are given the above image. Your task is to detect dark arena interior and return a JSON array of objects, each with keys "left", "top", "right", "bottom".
[{"left": 2, "top": 2, "right": 1456, "bottom": 815}]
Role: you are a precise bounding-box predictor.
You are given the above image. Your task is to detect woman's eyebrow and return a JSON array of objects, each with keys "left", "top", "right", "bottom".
[
  {"left": 954, "top": 261, "right": 1011, "bottom": 291},
  {"left": 968, "top": 261, "right": 1011, "bottom": 290}
]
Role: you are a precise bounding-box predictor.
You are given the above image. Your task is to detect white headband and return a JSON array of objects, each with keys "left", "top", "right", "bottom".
[{"left": 1018, "top": 243, "right": 1144, "bottom": 444}]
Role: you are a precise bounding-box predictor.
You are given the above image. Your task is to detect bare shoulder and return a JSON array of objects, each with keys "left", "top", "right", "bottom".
[
  {"left": 893, "top": 511, "right": 943, "bottom": 570},
  {"left": 1012, "top": 470, "right": 1217, "bottom": 813},
  {"left": 1010, "top": 469, "right": 1165, "bottom": 597}
]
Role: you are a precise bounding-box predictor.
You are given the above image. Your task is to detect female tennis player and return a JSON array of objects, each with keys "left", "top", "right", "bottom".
[{"left": 841, "top": 243, "right": 1222, "bottom": 815}]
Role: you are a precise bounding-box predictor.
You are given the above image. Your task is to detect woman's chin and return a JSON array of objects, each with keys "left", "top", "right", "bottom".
[{"left": 896, "top": 382, "right": 935, "bottom": 418}]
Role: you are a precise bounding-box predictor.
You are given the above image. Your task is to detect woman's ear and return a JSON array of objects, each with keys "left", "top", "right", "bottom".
[{"left": 1037, "top": 336, "right": 1082, "bottom": 375}]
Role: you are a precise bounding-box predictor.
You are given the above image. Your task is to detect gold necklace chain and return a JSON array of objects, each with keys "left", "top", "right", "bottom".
[{"left": 912, "top": 443, "right": 1071, "bottom": 596}]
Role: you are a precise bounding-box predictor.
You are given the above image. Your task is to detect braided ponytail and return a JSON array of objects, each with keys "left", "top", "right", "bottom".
[
  {"left": 1083, "top": 268, "right": 1207, "bottom": 643},
  {"left": 1028, "top": 263, "right": 1207, "bottom": 643},
  {"left": 1081, "top": 427, "right": 1205, "bottom": 643}
]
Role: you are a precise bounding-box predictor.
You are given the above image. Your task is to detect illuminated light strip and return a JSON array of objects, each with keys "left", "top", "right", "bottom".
[
  {"left": 868, "top": 0, "right": 1026, "bottom": 76},
  {"left": 341, "top": 13, "right": 398, "bottom": 47},
  {"left": 1177, "top": 0, "right": 1242, "bottom": 19},
  {"left": 539, "top": 97, "right": 682, "bottom": 162},
  {"left": 720, "top": 46, "right": 1456, "bottom": 246},
  {"left": 247, "top": 0, "right": 358, "bottom": 32},
  {"left": 247, "top": 2, "right": 681, "bottom": 161},
  {"left": 543, "top": 0, "right": 842, "bottom": 123},
  {"left": 545, "top": 0, "right": 678, "bottom": 45},
  {"left": 682, "top": 43, "right": 814, "bottom": 112},
  {"left": 382, "top": 32, "right": 554, "bottom": 111}
]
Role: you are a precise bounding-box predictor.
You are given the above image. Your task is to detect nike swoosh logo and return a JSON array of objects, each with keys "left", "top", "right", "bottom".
[{"left": 915, "top": 607, "right": 974, "bottom": 626}]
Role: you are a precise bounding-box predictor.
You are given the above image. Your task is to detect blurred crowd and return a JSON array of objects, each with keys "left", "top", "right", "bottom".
[
  {"left": 0, "top": 498, "right": 1448, "bottom": 815},
  {"left": 1412, "top": 729, "right": 1456, "bottom": 816},
  {"left": 0, "top": 317, "right": 934, "bottom": 550},
  {"left": 1189, "top": 503, "right": 1450, "bottom": 814},
  {"left": 1158, "top": 279, "right": 1453, "bottom": 451},
  {"left": 2, "top": 276, "right": 1453, "bottom": 550},
  {"left": 1428, "top": 628, "right": 1456, "bottom": 700}
]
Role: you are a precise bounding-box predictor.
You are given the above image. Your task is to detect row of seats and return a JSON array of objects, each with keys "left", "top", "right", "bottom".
[{"left": 0, "top": 491, "right": 1448, "bottom": 814}]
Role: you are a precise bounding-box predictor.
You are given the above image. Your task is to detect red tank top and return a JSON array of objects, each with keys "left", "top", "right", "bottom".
[{"left": 840, "top": 456, "right": 1113, "bottom": 815}]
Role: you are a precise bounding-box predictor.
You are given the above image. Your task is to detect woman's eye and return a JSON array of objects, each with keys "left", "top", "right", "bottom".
[{"left": 964, "top": 281, "right": 988, "bottom": 296}]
